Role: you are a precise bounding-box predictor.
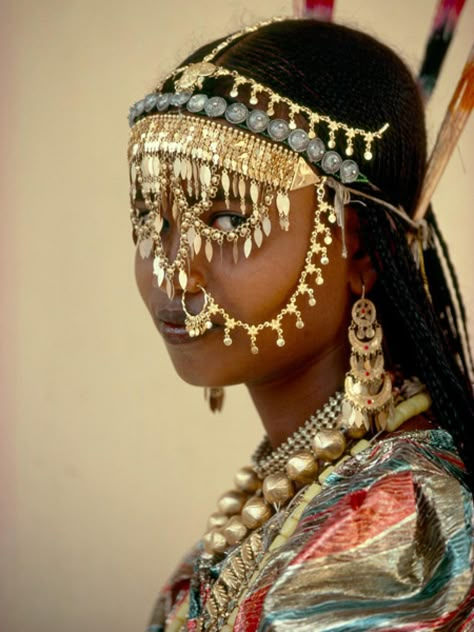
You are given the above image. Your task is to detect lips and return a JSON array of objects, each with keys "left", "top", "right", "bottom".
[
  {"left": 151, "top": 304, "right": 218, "bottom": 345},
  {"left": 156, "top": 308, "right": 187, "bottom": 326}
]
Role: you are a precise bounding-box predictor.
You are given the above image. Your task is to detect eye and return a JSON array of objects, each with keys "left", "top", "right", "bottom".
[{"left": 210, "top": 212, "right": 247, "bottom": 232}]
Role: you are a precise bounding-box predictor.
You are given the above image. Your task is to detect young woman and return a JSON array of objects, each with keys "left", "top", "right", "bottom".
[{"left": 128, "top": 18, "right": 474, "bottom": 631}]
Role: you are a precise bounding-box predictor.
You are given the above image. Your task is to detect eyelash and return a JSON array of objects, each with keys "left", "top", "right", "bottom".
[
  {"left": 134, "top": 207, "right": 248, "bottom": 235},
  {"left": 210, "top": 211, "right": 247, "bottom": 232}
]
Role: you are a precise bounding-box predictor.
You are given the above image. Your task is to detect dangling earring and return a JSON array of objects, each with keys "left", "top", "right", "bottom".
[
  {"left": 340, "top": 287, "right": 394, "bottom": 437},
  {"left": 204, "top": 387, "right": 225, "bottom": 413}
]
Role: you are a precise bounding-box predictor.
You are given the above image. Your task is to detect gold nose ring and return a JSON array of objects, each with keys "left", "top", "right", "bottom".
[{"left": 181, "top": 287, "right": 213, "bottom": 337}]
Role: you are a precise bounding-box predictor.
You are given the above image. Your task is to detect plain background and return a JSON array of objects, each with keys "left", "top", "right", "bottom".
[{"left": 1, "top": 1, "right": 473, "bottom": 630}]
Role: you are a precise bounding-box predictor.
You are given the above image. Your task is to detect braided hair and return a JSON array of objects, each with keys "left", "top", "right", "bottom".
[{"left": 160, "top": 19, "right": 474, "bottom": 487}]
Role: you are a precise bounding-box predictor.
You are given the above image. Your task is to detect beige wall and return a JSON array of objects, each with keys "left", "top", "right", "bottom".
[{"left": 2, "top": 1, "right": 473, "bottom": 630}]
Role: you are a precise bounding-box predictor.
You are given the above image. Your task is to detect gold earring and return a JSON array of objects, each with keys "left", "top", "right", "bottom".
[
  {"left": 340, "top": 288, "right": 394, "bottom": 437},
  {"left": 204, "top": 387, "right": 225, "bottom": 413}
]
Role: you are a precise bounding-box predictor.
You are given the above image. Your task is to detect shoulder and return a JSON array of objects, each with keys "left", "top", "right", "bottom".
[{"left": 237, "top": 430, "right": 474, "bottom": 631}]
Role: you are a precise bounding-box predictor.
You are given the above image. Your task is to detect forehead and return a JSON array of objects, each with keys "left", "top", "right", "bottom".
[{"left": 128, "top": 113, "right": 317, "bottom": 193}]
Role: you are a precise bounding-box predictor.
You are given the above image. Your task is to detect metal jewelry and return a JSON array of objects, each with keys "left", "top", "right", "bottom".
[
  {"left": 339, "top": 289, "right": 394, "bottom": 436},
  {"left": 181, "top": 287, "right": 213, "bottom": 338},
  {"left": 204, "top": 387, "right": 225, "bottom": 413}
]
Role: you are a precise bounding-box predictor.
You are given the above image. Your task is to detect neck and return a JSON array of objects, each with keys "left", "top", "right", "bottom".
[{"left": 246, "top": 341, "right": 349, "bottom": 448}]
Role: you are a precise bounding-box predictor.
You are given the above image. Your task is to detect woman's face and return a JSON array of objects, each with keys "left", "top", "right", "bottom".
[{"left": 134, "top": 181, "right": 357, "bottom": 388}]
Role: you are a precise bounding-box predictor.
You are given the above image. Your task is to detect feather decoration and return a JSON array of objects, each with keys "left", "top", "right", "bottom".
[
  {"left": 293, "top": 0, "right": 335, "bottom": 21},
  {"left": 415, "top": 44, "right": 474, "bottom": 221},
  {"left": 418, "top": 0, "right": 467, "bottom": 101}
]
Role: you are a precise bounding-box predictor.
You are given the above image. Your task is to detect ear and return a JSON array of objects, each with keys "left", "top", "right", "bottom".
[{"left": 344, "top": 206, "right": 377, "bottom": 296}]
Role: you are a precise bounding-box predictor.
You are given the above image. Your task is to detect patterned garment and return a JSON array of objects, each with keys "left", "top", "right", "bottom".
[{"left": 148, "top": 430, "right": 474, "bottom": 631}]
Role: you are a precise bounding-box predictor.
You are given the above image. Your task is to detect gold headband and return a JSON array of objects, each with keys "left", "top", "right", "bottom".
[
  {"left": 162, "top": 62, "right": 389, "bottom": 163},
  {"left": 129, "top": 113, "right": 318, "bottom": 239}
]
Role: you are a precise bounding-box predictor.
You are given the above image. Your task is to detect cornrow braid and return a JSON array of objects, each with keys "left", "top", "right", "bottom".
[
  {"left": 426, "top": 207, "right": 474, "bottom": 379},
  {"left": 359, "top": 204, "right": 474, "bottom": 488},
  {"left": 154, "top": 19, "right": 473, "bottom": 488}
]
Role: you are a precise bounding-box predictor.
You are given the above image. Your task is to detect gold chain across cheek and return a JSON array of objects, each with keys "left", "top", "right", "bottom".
[
  {"left": 128, "top": 115, "right": 336, "bottom": 353},
  {"left": 181, "top": 178, "right": 335, "bottom": 355},
  {"left": 129, "top": 115, "right": 303, "bottom": 299}
]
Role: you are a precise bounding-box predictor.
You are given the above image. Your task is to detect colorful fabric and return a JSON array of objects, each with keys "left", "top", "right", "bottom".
[
  {"left": 418, "top": 0, "right": 467, "bottom": 101},
  {"left": 148, "top": 430, "right": 474, "bottom": 630}
]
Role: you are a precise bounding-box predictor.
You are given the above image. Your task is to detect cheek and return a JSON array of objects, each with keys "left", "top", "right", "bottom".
[
  {"left": 134, "top": 247, "right": 153, "bottom": 306},
  {"left": 206, "top": 210, "right": 313, "bottom": 322}
]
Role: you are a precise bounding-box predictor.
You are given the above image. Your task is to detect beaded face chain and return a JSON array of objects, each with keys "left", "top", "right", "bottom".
[{"left": 129, "top": 113, "right": 337, "bottom": 353}]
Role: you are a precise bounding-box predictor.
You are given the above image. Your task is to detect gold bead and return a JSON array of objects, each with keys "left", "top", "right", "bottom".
[
  {"left": 207, "top": 512, "right": 228, "bottom": 530},
  {"left": 262, "top": 473, "right": 295, "bottom": 506},
  {"left": 202, "top": 530, "right": 213, "bottom": 554},
  {"left": 312, "top": 429, "right": 347, "bottom": 461},
  {"left": 222, "top": 515, "right": 248, "bottom": 546},
  {"left": 286, "top": 450, "right": 318, "bottom": 484},
  {"left": 234, "top": 466, "right": 262, "bottom": 493},
  {"left": 217, "top": 490, "right": 246, "bottom": 516},
  {"left": 203, "top": 528, "right": 228, "bottom": 555},
  {"left": 241, "top": 496, "right": 273, "bottom": 529}
]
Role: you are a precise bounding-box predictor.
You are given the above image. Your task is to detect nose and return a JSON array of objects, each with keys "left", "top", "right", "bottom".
[{"left": 155, "top": 229, "right": 207, "bottom": 299}]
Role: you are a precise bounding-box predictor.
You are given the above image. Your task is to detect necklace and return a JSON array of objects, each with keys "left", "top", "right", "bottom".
[
  {"left": 167, "top": 388, "right": 432, "bottom": 632},
  {"left": 251, "top": 390, "right": 343, "bottom": 477},
  {"left": 202, "top": 390, "right": 359, "bottom": 558}
]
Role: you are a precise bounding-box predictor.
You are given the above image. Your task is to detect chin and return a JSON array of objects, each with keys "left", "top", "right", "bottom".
[{"left": 165, "top": 346, "right": 232, "bottom": 388}]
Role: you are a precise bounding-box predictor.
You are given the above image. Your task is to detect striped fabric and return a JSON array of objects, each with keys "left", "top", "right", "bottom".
[{"left": 148, "top": 430, "right": 474, "bottom": 631}]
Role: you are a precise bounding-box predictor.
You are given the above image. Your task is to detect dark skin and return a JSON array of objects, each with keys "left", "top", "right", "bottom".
[{"left": 135, "top": 183, "right": 377, "bottom": 447}]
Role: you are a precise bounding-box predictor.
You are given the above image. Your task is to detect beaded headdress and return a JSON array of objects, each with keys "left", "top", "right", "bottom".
[{"left": 126, "top": 19, "right": 403, "bottom": 353}]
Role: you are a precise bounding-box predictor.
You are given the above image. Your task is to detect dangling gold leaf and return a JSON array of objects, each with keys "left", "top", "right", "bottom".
[
  {"left": 276, "top": 192, "right": 290, "bottom": 216},
  {"left": 222, "top": 171, "right": 230, "bottom": 195},
  {"left": 238, "top": 177, "right": 246, "bottom": 199},
  {"left": 185, "top": 159, "right": 192, "bottom": 181},
  {"left": 153, "top": 257, "right": 161, "bottom": 277},
  {"left": 173, "top": 158, "right": 181, "bottom": 178},
  {"left": 262, "top": 216, "right": 272, "bottom": 236},
  {"left": 254, "top": 226, "right": 263, "bottom": 248},
  {"left": 157, "top": 266, "right": 165, "bottom": 287},
  {"left": 179, "top": 269, "right": 188, "bottom": 290},
  {"left": 187, "top": 226, "right": 196, "bottom": 249},
  {"left": 139, "top": 237, "right": 153, "bottom": 259},
  {"left": 194, "top": 232, "right": 202, "bottom": 255},
  {"left": 193, "top": 162, "right": 199, "bottom": 196},
  {"left": 244, "top": 237, "right": 252, "bottom": 258},
  {"left": 205, "top": 239, "right": 213, "bottom": 262},
  {"left": 200, "top": 164, "right": 211, "bottom": 187},
  {"left": 250, "top": 182, "right": 259, "bottom": 205},
  {"left": 233, "top": 241, "right": 239, "bottom": 264}
]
